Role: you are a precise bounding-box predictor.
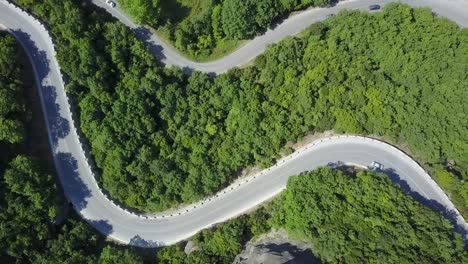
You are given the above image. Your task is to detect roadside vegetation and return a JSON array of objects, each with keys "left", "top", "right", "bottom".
[
  {"left": 0, "top": 31, "right": 143, "bottom": 263},
  {"left": 158, "top": 168, "right": 467, "bottom": 263},
  {"left": 119, "top": 0, "right": 335, "bottom": 61},
  {"left": 14, "top": 0, "right": 468, "bottom": 216}
]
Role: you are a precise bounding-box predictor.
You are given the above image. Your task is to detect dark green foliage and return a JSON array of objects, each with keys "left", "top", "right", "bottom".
[
  {"left": 270, "top": 167, "right": 467, "bottom": 262},
  {"left": 118, "top": 0, "right": 161, "bottom": 25},
  {"left": 3, "top": 155, "right": 60, "bottom": 218},
  {"left": 0, "top": 155, "right": 58, "bottom": 260},
  {"left": 157, "top": 245, "right": 186, "bottom": 263},
  {"left": 280, "top": 0, "right": 332, "bottom": 11},
  {"left": 0, "top": 33, "right": 27, "bottom": 144},
  {"left": 157, "top": 208, "right": 270, "bottom": 263},
  {"left": 32, "top": 218, "right": 100, "bottom": 263},
  {"left": 220, "top": 0, "right": 257, "bottom": 39},
  {"left": 433, "top": 168, "right": 468, "bottom": 217},
  {"left": 255, "top": 0, "right": 281, "bottom": 29},
  {"left": 98, "top": 246, "right": 144, "bottom": 264},
  {"left": 156, "top": 0, "right": 334, "bottom": 58}
]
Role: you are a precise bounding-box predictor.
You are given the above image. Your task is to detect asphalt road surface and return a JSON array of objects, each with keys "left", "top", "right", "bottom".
[
  {"left": 0, "top": 0, "right": 467, "bottom": 247},
  {"left": 91, "top": 0, "right": 468, "bottom": 74}
]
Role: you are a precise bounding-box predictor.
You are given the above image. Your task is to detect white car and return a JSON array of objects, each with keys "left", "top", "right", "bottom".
[
  {"left": 106, "top": 0, "right": 116, "bottom": 8},
  {"left": 371, "top": 161, "right": 384, "bottom": 171}
]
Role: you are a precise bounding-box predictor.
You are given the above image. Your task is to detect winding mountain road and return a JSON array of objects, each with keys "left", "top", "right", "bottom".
[
  {"left": 91, "top": 0, "right": 468, "bottom": 73},
  {"left": 0, "top": 0, "right": 467, "bottom": 247}
]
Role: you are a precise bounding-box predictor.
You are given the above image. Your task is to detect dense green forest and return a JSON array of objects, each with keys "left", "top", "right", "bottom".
[
  {"left": 0, "top": 31, "right": 144, "bottom": 263},
  {"left": 0, "top": 33, "right": 27, "bottom": 144},
  {"left": 158, "top": 168, "right": 467, "bottom": 263},
  {"left": 271, "top": 168, "right": 467, "bottom": 262},
  {"left": 14, "top": 0, "right": 467, "bottom": 216},
  {"left": 121, "top": 0, "right": 334, "bottom": 59}
]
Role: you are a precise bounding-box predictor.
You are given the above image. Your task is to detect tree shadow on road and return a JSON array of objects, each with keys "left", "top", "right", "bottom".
[
  {"left": 133, "top": 27, "right": 167, "bottom": 62},
  {"left": 132, "top": 27, "right": 216, "bottom": 76},
  {"left": 56, "top": 152, "right": 91, "bottom": 212},
  {"left": 129, "top": 235, "right": 164, "bottom": 248},
  {"left": 11, "top": 30, "right": 70, "bottom": 149},
  {"left": 89, "top": 219, "right": 114, "bottom": 237},
  {"left": 384, "top": 168, "right": 467, "bottom": 245}
]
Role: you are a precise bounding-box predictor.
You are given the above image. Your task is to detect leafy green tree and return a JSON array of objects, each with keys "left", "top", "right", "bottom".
[
  {"left": 0, "top": 33, "right": 26, "bottom": 144},
  {"left": 118, "top": 0, "right": 161, "bottom": 25},
  {"left": 156, "top": 211, "right": 272, "bottom": 264},
  {"left": 4, "top": 156, "right": 59, "bottom": 218},
  {"left": 221, "top": 0, "right": 257, "bottom": 39},
  {"left": 211, "top": 4, "right": 223, "bottom": 40},
  {"left": 157, "top": 245, "right": 186, "bottom": 264},
  {"left": 271, "top": 168, "right": 467, "bottom": 262},
  {"left": 98, "top": 246, "right": 144, "bottom": 264},
  {"left": 255, "top": 0, "right": 282, "bottom": 29}
]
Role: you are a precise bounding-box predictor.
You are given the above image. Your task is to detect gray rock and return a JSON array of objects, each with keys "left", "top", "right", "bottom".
[
  {"left": 184, "top": 240, "right": 198, "bottom": 255},
  {"left": 233, "top": 230, "right": 320, "bottom": 264}
]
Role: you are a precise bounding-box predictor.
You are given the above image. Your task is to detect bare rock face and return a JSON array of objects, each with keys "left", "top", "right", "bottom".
[
  {"left": 184, "top": 241, "right": 198, "bottom": 255},
  {"left": 233, "top": 230, "right": 320, "bottom": 264}
]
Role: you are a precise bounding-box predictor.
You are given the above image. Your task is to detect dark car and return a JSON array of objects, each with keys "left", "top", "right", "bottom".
[
  {"left": 369, "top": 5, "right": 381, "bottom": 10},
  {"left": 106, "top": 0, "right": 116, "bottom": 8}
]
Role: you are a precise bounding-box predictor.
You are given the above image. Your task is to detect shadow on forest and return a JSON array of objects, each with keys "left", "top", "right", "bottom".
[
  {"left": 129, "top": 235, "right": 164, "bottom": 248},
  {"left": 56, "top": 152, "right": 91, "bottom": 211},
  {"left": 158, "top": 0, "right": 190, "bottom": 25},
  {"left": 326, "top": 162, "right": 467, "bottom": 246},
  {"left": 11, "top": 30, "right": 91, "bottom": 212},
  {"left": 383, "top": 168, "right": 468, "bottom": 243}
]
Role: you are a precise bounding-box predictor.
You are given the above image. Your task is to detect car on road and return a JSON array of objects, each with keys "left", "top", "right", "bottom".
[
  {"left": 371, "top": 161, "right": 384, "bottom": 171},
  {"left": 326, "top": 14, "right": 336, "bottom": 18},
  {"left": 106, "top": 0, "right": 116, "bottom": 8},
  {"left": 369, "top": 5, "right": 381, "bottom": 11}
]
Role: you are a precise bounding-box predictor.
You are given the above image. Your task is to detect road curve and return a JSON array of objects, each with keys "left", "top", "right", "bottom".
[
  {"left": 0, "top": 0, "right": 467, "bottom": 247},
  {"left": 91, "top": 0, "right": 468, "bottom": 74}
]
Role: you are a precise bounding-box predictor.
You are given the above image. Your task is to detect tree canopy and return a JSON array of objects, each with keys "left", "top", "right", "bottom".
[
  {"left": 0, "top": 33, "right": 27, "bottom": 144},
  {"left": 220, "top": 0, "right": 257, "bottom": 39},
  {"left": 270, "top": 168, "right": 467, "bottom": 262},
  {"left": 118, "top": 0, "right": 161, "bottom": 25}
]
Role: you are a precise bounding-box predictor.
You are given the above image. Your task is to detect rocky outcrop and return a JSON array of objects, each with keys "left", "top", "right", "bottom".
[{"left": 233, "top": 230, "right": 320, "bottom": 264}]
